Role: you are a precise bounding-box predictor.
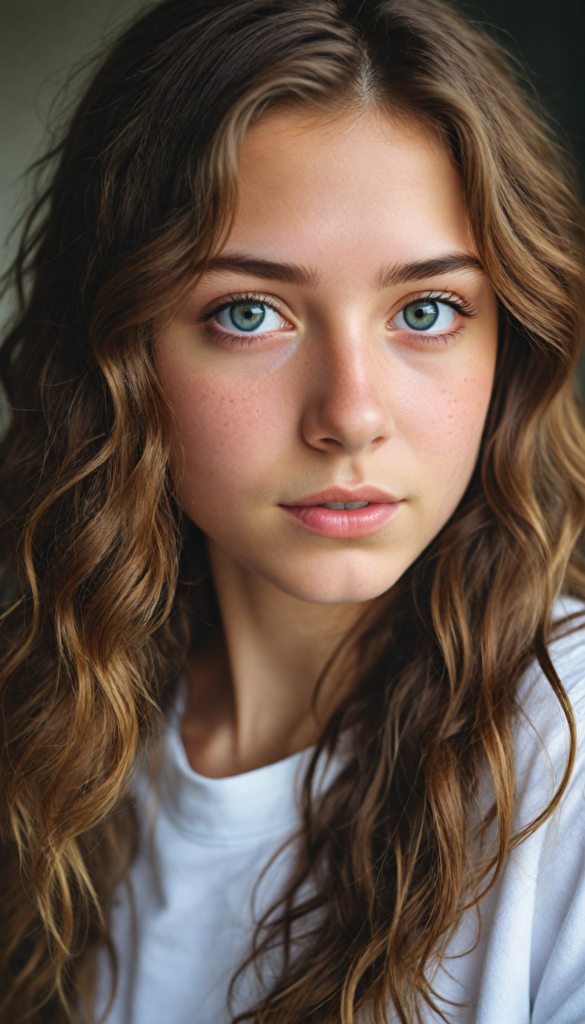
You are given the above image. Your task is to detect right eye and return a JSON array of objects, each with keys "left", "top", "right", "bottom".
[
  {"left": 214, "top": 300, "right": 286, "bottom": 335},
  {"left": 392, "top": 298, "right": 456, "bottom": 333}
]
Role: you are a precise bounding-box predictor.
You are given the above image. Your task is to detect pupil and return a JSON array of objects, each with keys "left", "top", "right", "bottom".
[
  {"left": 403, "top": 299, "right": 439, "bottom": 331},
  {"left": 230, "top": 301, "right": 265, "bottom": 332}
]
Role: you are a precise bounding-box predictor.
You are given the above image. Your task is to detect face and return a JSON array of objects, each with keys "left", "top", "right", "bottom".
[{"left": 155, "top": 109, "right": 498, "bottom": 604}]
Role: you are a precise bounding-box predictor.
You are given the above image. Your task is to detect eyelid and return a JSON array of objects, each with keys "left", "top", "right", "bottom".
[
  {"left": 390, "top": 288, "right": 477, "bottom": 324},
  {"left": 197, "top": 291, "right": 294, "bottom": 330}
]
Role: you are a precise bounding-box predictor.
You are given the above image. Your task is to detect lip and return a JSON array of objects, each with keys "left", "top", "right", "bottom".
[
  {"left": 280, "top": 486, "right": 403, "bottom": 539},
  {"left": 284, "top": 486, "right": 399, "bottom": 506}
]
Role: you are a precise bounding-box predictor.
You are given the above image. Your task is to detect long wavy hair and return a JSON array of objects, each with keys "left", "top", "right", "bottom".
[{"left": 1, "top": 1, "right": 585, "bottom": 1021}]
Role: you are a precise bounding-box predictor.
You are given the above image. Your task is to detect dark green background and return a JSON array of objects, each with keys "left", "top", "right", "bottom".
[
  {"left": 0, "top": 0, "right": 583, "bottom": 309},
  {"left": 457, "top": 0, "right": 585, "bottom": 187}
]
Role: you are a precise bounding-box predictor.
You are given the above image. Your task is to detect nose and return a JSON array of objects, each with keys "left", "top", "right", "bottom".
[{"left": 300, "top": 325, "right": 395, "bottom": 455}]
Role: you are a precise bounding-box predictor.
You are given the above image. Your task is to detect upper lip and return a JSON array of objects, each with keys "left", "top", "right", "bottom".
[{"left": 283, "top": 486, "right": 400, "bottom": 507}]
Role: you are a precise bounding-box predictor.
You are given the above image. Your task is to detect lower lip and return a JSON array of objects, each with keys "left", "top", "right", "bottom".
[{"left": 280, "top": 502, "right": 402, "bottom": 539}]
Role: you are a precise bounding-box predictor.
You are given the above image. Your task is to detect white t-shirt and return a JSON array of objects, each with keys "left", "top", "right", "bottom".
[{"left": 97, "top": 599, "right": 585, "bottom": 1024}]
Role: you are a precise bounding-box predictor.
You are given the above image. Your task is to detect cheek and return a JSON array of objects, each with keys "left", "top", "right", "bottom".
[
  {"left": 160, "top": 361, "right": 288, "bottom": 500},
  {"left": 394, "top": 347, "right": 496, "bottom": 497},
  {"left": 420, "top": 374, "right": 492, "bottom": 460}
]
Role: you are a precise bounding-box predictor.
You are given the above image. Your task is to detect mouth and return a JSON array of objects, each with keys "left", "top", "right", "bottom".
[
  {"left": 280, "top": 487, "right": 403, "bottom": 540},
  {"left": 283, "top": 486, "right": 399, "bottom": 508}
]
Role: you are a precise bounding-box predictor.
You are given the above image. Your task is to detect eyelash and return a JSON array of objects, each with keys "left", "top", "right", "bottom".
[
  {"left": 394, "top": 289, "right": 477, "bottom": 346},
  {"left": 199, "top": 289, "right": 476, "bottom": 346},
  {"left": 198, "top": 292, "right": 288, "bottom": 345}
]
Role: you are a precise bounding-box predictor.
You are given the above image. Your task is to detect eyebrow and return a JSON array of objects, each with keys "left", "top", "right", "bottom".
[
  {"left": 203, "top": 250, "right": 484, "bottom": 290},
  {"left": 204, "top": 253, "right": 320, "bottom": 288},
  {"left": 376, "top": 252, "right": 484, "bottom": 288}
]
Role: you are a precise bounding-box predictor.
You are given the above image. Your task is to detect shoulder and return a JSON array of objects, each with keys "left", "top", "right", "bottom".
[
  {"left": 518, "top": 596, "right": 585, "bottom": 718},
  {"left": 502, "top": 599, "right": 585, "bottom": 1024},
  {"left": 513, "top": 596, "right": 585, "bottom": 809},
  {"left": 549, "top": 595, "right": 585, "bottom": 700}
]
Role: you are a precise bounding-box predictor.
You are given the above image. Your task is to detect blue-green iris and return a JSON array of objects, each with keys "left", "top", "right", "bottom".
[
  {"left": 403, "top": 299, "right": 439, "bottom": 331},
  {"left": 230, "top": 301, "right": 266, "bottom": 332}
]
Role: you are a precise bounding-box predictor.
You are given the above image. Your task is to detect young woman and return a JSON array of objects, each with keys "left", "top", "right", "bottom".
[{"left": 1, "top": 0, "right": 585, "bottom": 1022}]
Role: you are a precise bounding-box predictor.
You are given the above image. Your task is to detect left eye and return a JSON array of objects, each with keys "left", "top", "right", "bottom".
[
  {"left": 215, "top": 300, "right": 284, "bottom": 334},
  {"left": 392, "top": 299, "right": 456, "bottom": 333}
]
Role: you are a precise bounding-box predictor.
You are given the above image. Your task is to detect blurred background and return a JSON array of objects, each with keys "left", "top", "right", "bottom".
[{"left": 0, "top": 0, "right": 584, "bottom": 316}]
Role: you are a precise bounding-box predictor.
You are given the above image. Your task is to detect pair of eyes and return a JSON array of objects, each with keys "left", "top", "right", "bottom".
[{"left": 210, "top": 295, "right": 459, "bottom": 338}]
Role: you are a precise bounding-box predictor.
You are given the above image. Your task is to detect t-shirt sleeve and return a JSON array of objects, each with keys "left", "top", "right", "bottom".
[
  {"left": 528, "top": 758, "right": 585, "bottom": 1022},
  {"left": 526, "top": 618, "right": 585, "bottom": 1023}
]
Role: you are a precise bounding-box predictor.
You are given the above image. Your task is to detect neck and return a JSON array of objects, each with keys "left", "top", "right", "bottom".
[{"left": 181, "top": 538, "right": 372, "bottom": 777}]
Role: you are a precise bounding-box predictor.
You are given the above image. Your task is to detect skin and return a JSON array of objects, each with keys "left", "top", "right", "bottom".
[{"left": 155, "top": 108, "right": 499, "bottom": 777}]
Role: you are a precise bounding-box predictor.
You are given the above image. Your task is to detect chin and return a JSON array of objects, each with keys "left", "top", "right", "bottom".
[{"left": 260, "top": 554, "right": 408, "bottom": 605}]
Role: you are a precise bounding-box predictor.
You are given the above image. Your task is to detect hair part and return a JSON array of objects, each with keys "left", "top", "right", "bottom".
[{"left": 1, "top": 1, "right": 585, "bottom": 1022}]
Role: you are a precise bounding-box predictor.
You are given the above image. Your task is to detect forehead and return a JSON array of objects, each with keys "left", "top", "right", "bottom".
[{"left": 230, "top": 108, "right": 470, "bottom": 270}]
